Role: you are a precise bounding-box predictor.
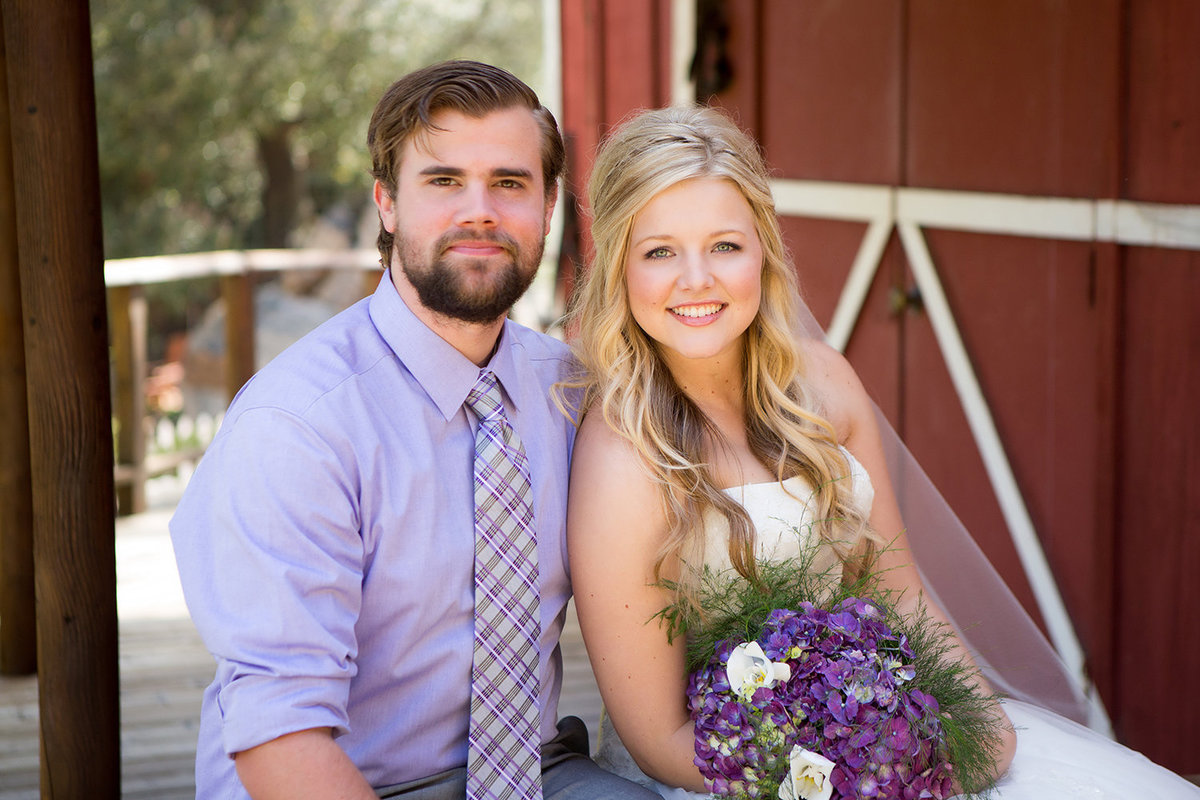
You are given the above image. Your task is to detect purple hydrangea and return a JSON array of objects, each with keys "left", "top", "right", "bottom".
[{"left": 688, "top": 599, "right": 955, "bottom": 800}]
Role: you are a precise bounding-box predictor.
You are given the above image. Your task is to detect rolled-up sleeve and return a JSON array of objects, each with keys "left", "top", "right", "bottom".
[{"left": 172, "top": 404, "right": 364, "bottom": 755}]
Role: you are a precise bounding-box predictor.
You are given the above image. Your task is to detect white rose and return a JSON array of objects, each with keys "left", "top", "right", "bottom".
[
  {"left": 777, "top": 746, "right": 835, "bottom": 800},
  {"left": 725, "top": 641, "right": 791, "bottom": 701}
]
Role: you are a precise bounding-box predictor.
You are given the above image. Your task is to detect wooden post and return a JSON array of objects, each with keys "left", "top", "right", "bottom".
[
  {"left": 0, "top": 9, "right": 37, "bottom": 677},
  {"left": 221, "top": 272, "right": 256, "bottom": 400},
  {"left": 362, "top": 265, "right": 383, "bottom": 300},
  {"left": 2, "top": 0, "right": 121, "bottom": 796},
  {"left": 110, "top": 284, "right": 147, "bottom": 515}
]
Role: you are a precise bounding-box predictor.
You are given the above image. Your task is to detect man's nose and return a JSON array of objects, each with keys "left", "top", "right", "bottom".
[{"left": 453, "top": 183, "right": 498, "bottom": 227}]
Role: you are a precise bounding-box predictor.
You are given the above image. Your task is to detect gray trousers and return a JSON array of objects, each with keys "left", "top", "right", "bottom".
[{"left": 375, "top": 717, "right": 660, "bottom": 800}]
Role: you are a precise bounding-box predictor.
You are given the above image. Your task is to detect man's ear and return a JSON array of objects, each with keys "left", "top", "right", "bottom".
[
  {"left": 543, "top": 183, "right": 559, "bottom": 236},
  {"left": 373, "top": 180, "right": 397, "bottom": 233}
]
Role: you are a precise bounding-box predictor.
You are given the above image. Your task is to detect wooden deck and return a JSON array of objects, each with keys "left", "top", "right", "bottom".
[{"left": 0, "top": 475, "right": 604, "bottom": 799}]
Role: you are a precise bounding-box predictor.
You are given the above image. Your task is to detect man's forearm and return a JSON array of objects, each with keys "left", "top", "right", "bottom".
[{"left": 235, "top": 727, "right": 377, "bottom": 800}]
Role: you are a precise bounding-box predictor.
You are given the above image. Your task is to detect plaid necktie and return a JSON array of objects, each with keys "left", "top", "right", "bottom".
[{"left": 464, "top": 370, "right": 542, "bottom": 800}]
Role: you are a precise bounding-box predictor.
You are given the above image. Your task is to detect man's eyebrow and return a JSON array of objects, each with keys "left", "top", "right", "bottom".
[
  {"left": 418, "top": 165, "right": 464, "bottom": 177},
  {"left": 416, "top": 165, "right": 534, "bottom": 180},
  {"left": 493, "top": 168, "right": 534, "bottom": 180}
]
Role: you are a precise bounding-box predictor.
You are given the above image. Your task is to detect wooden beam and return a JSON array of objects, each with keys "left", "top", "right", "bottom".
[
  {"left": 221, "top": 273, "right": 256, "bottom": 399},
  {"left": 110, "top": 285, "right": 147, "bottom": 515},
  {"left": 0, "top": 8, "right": 37, "bottom": 677},
  {"left": 1, "top": 0, "right": 120, "bottom": 796}
]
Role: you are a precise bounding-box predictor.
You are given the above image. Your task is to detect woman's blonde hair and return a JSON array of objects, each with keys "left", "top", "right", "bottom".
[{"left": 566, "top": 105, "right": 873, "bottom": 606}]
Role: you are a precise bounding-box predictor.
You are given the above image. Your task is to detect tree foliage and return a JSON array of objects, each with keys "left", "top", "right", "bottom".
[{"left": 91, "top": 0, "right": 543, "bottom": 258}]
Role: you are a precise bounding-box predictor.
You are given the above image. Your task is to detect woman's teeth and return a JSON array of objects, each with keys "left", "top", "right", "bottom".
[{"left": 671, "top": 303, "right": 722, "bottom": 318}]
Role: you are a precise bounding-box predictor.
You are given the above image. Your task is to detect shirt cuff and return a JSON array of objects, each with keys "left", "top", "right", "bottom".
[{"left": 216, "top": 671, "right": 353, "bottom": 756}]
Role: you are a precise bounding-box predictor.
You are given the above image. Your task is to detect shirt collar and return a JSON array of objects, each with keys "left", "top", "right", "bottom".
[{"left": 369, "top": 270, "right": 524, "bottom": 421}]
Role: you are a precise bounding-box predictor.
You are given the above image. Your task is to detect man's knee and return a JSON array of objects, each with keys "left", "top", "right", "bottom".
[
  {"left": 542, "top": 754, "right": 662, "bottom": 800},
  {"left": 540, "top": 716, "right": 661, "bottom": 800}
]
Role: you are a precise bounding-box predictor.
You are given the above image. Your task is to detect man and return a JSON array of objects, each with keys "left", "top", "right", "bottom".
[{"left": 171, "top": 60, "right": 657, "bottom": 800}]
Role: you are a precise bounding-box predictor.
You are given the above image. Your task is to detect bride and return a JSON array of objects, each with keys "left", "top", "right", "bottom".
[{"left": 563, "top": 105, "right": 1199, "bottom": 798}]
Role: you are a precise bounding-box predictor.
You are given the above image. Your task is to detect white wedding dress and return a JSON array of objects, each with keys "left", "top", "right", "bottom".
[{"left": 592, "top": 452, "right": 1200, "bottom": 799}]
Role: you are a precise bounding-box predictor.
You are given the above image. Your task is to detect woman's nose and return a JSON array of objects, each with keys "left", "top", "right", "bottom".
[{"left": 677, "top": 252, "right": 715, "bottom": 290}]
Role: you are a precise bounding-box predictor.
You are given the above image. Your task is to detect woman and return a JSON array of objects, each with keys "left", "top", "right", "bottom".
[{"left": 565, "top": 105, "right": 1199, "bottom": 798}]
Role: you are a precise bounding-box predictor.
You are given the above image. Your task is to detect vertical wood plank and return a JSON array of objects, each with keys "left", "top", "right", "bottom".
[
  {"left": 757, "top": 0, "right": 903, "bottom": 183},
  {"left": 361, "top": 267, "right": 382, "bottom": 301},
  {"left": 0, "top": 8, "right": 37, "bottom": 677},
  {"left": 2, "top": 0, "right": 120, "bottom": 795},
  {"left": 221, "top": 273, "right": 255, "bottom": 400},
  {"left": 1087, "top": 241, "right": 1122, "bottom": 709},
  {"left": 1116, "top": 247, "right": 1200, "bottom": 771},
  {"left": 601, "top": 0, "right": 668, "bottom": 122},
  {"left": 1124, "top": 0, "right": 1200, "bottom": 204},
  {"left": 110, "top": 285, "right": 147, "bottom": 515},
  {"left": 558, "top": 0, "right": 605, "bottom": 305},
  {"left": 1113, "top": 0, "right": 1200, "bottom": 771}
]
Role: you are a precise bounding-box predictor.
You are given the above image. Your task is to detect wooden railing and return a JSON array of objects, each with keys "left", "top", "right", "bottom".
[{"left": 106, "top": 248, "right": 381, "bottom": 515}]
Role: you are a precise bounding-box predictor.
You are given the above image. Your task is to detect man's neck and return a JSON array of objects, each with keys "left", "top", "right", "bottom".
[{"left": 390, "top": 270, "right": 506, "bottom": 367}]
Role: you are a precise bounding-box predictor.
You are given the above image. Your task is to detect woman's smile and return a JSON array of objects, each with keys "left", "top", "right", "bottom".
[{"left": 669, "top": 302, "right": 727, "bottom": 322}]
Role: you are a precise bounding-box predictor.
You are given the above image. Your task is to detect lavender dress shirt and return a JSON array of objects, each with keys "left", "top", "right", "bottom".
[{"left": 171, "top": 271, "right": 577, "bottom": 797}]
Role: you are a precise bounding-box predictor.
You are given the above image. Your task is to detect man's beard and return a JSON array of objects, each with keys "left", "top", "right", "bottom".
[{"left": 397, "top": 229, "right": 542, "bottom": 324}]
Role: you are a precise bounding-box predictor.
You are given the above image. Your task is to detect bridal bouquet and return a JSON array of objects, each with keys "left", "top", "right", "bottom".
[
  {"left": 688, "top": 600, "right": 952, "bottom": 799},
  {"left": 659, "top": 549, "right": 1003, "bottom": 800}
]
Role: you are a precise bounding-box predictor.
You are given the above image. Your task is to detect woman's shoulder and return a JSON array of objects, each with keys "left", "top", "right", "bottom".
[
  {"left": 797, "top": 337, "right": 874, "bottom": 443},
  {"left": 576, "top": 405, "right": 637, "bottom": 460},
  {"left": 797, "top": 336, "right": 858, "bottom": 391},
  {"left": 568, "top": 406, "right": 668, "bottom": 553},
  {"left": 572, "top": 406, "right": 658, "bottom": 496}
]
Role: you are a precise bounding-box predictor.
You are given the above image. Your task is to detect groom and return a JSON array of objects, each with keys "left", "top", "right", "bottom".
[{"left": 171, "top": 60, "right": 656, "bottom": 799}]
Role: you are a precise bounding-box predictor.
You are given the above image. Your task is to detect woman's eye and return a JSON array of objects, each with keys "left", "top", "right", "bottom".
[
  {"left": 714, "top": 241, "right": 741, "bottom": 253},
  {"left": 644, "top": 247, "right": 672, "bottom": 259}
]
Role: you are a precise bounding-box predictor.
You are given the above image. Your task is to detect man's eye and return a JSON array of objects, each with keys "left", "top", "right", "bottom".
[{"left": 497, "top": 179, "right": 523, "bottom": 189}]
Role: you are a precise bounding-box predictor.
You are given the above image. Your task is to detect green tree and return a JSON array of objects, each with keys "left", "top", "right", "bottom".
[{"left": 91, "top": 0, "right": 543, "bottom": 258}]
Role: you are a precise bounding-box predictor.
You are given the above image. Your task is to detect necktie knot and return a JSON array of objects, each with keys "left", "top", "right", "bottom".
[{"left": 466, "top": 370, "right": 505, "bottom": 424}]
